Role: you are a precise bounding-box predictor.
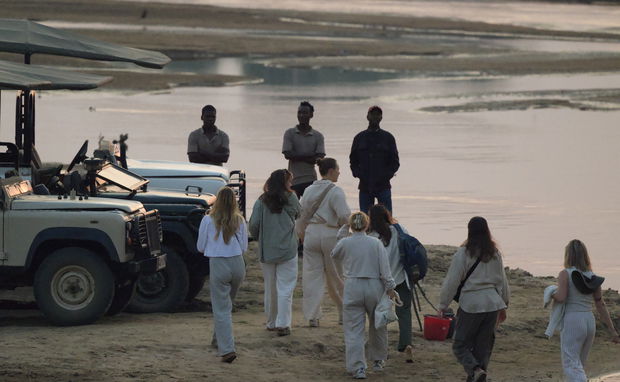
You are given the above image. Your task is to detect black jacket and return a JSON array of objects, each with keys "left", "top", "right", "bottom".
[{"left": 349, "top": 128, "right": 399, "bottom": 192}]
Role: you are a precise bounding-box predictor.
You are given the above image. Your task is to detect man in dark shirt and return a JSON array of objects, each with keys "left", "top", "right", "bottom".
[
  {"left": 187, "top": 105, "right": 230, "bottom": 166},
  {"left": 349, "top": 105, "right": 400, "bottom": 213}
]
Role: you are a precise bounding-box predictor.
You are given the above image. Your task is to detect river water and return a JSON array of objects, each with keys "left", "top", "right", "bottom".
[
  {"left": 121, "top": 0, "right": 620, "bottom": 34},
  {"left": 2, "top": 0, "right": 620, "bottom": 290},
  {"left": 1, "top": 57, "right": 619, "bottom": 289}
]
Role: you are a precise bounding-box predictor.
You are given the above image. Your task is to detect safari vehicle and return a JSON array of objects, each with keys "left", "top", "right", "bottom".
[
  {"left": 10, "top": 139, "right": 215, "bottom": 313},
  {"left": 0, "top": 20, "right": 243, "bottom": 312},
  {"left": 0, "top": 176, "right": 166, "bottom": 326},
  {"left": 126, "top": 158, "right": 246, "bottom": 218}
]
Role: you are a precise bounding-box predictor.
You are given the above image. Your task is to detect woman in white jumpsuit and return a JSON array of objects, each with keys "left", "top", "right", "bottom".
[
  {"left": 551, "top": 239, "right": 619, "bottom": 381},
  {"left": 298, "top": 158, "right": 351, "bottom": 327},
  {"left": 332, "top": 212, "right": 396, "bottom": 379}
]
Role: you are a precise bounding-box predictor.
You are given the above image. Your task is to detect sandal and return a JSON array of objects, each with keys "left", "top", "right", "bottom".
[{"left": 221, "top": 352, "right": 237, "bottom": 363}]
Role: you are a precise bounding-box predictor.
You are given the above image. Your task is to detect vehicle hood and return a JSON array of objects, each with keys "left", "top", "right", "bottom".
[
  {"left": 11, "top": 195, "right": 144, "bottom": 213},
  {"left": 103, "top": 189, "right": 215, "bottom": 207},
  {"left": 127, "top": 158, "right": 230, "bottom": 180}
]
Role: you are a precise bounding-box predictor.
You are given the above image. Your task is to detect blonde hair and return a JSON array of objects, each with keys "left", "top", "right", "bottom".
[
  {"left": 349, "top": 212, "right": 369, "bottom": 232},
  {"left": 564, "top": 239, "right": 592, "bottom": 272},
  {"left": 209, "top": 187, "right": 244, "bottom": 244}
]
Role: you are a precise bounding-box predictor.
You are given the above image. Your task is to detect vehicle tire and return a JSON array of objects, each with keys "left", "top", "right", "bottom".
[
  {"left": 126, "top": 246, "right": 189, "bottom": 313},
  {"left": 185, "top": 256, "right": 209, "bottom": 301},
  {"left": 33, "top": 247, "right": 115, "bottom": 326},
  {"left": 106, "top": 281, "right": 136, "bottom": 316},
  {"left": 186, "top": 271, "right": 207, "bottom": 301}
]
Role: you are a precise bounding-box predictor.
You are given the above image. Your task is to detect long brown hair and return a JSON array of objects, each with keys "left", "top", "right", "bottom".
[
  {"left": 209, "top": 187, "right": 244, "bottom": 244},
  {"left": 564, "top": 239, "right": 592, "bottom": 271},
  {"left": 260, "top": 169, "right": 293, "bottom": 213},
  {"left": 464, "top": 216, "right": 497, "bottom": 262},
  {"left": 368, "top": 204, "right": 392, "bottom": 246}
]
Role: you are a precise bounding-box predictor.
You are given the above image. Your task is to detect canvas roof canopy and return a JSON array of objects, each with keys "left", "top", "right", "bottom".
[
  {"left": 0, "top": 59, "right": 112, "bottom": 90},
  {"left": 0, "top": 18, "right": 170, "bottom": 69}
]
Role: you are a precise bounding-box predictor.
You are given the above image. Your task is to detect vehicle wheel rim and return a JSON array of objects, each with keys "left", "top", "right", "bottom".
[
  {"left": 51, "top": 265, "right": 95, "bottom": 310},
  {"left": 136, "top": 271, "right": 167, "bottom": 297}
]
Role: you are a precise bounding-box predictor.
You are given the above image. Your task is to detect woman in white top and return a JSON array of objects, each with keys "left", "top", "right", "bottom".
[
  {"left": 297, "top": 158, "right": 351, "bottom": 327},
  {"left": 551, "top": 239, "right": 619, "bottom": 381},
  {"left": 367, "top": 204, "right": 413, "bottom": 359},
  {"left": 438, "top": 217, "right": 509, "bottom": 382},
  {"left": 197, "top": 187, "right": 248, "bottom": 364},
  {"left": 332, "top": 212, "right": 396, "bottom": 380}
]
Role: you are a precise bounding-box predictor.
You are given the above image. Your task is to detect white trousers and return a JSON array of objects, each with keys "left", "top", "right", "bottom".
[
  {"left": 343, "top": 278, "right": 388, "bottom": 373},
  {"left": 261, "top": 256, "right": 298, "bottom": 329},
  {"left": 560, "top": 311, "right": 595, "bottom": 382},
  {"left": 302, "top": 224, "right": 344, "bottom": 321}
]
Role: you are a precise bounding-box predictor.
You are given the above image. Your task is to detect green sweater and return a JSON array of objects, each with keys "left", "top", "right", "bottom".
[{"left": 249, "top": 192, "right": 301, "bottom": 263}]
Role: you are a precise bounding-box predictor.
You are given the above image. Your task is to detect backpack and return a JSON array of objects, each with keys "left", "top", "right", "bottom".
[{"left": 393, "top": 224, "right": 428, "bottom": 282}]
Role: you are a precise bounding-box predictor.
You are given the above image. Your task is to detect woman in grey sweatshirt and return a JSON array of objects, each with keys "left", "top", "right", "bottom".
[
  {"left": 438, "top": 216, "right": 509, "bottom": 382},
  {"left": 332, "top": 212, "right": 396, "bottom": 379},
  {"left": 249, "top": 169, "right": 301, "bottom": 336}
]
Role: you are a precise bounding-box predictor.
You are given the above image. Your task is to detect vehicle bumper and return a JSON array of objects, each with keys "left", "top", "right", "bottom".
[{"left": 126, "top": 253, "right": 167, "bottom": 274}]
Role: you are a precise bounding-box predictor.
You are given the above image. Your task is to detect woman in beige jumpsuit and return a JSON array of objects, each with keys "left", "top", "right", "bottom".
[{"left": 298, "top": 158, "right": 351, "bottom": 327}]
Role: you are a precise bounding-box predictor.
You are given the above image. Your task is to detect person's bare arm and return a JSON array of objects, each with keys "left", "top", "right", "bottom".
[
  {"left": 552, "top": 270, "right": 568, "bottom": 302},
  {"left": 188, "top": 152, "right": 217, "bottom": 164},
  {"left": 594, "top": 287, "right": 620, "bottom": 343}
]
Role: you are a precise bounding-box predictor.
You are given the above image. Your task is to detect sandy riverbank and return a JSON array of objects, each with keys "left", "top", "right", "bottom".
[
  {"left": 1, "top": 243, "right": 619, "bottom": 381},
  {"left": 1, "top": 2, "right": 619, "bottom": 379},
  {"left": 2, "top": 0, "right": 620, "bottom": 92}
]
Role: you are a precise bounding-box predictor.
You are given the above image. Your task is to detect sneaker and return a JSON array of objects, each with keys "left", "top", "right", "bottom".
[
  {"left": 404, "top": 345, "right": 414, "bottom": 363},
  {"left": 221, "top": 352, "right": 237, "bottom": 364},
  {"left": 309, "top": 319, "right": 320, "bottom": 327},
  {"left": 472, "top": 368, "right": 487, "bottom": 382},
  {"left": 353, "top": 367, "right": 367, "bottom": 379},
  {"left": 277, "top": 327, "right": 291, "bottom": 336},
  {"left": 372, "top": 360, "right": 385, "bottom": 372}
]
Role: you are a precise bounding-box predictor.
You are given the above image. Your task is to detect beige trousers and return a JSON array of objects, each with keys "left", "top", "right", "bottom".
[{"left": 302, "top": 224, "right": 344, "bottom": 321}]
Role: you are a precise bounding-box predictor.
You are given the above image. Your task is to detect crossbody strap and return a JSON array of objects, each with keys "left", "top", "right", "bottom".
[{"left": 456, "top": 256, "right": 482, "bottom": 296}]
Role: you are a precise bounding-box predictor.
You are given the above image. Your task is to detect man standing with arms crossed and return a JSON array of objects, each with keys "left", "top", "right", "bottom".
[
  {"left": 349, "top": 105, "right": 400, "bottom": 213},
  {"left": 188, "top": 105, "right": 230, "bottom": 166},
  {"left": 282, "top": 101, "right": 325, "bottom": 199}
]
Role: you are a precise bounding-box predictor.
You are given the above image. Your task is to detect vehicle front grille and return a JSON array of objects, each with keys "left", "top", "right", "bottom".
[{"left": 132, "top": 210, "right": 162, "bottom": 257}]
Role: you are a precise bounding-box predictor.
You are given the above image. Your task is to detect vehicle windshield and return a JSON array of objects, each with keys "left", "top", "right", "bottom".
[{"left": 95, "top": 163, "right": 148, "bottom": 193}]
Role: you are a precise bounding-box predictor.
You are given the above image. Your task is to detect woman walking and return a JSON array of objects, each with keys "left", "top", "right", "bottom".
[
  {"left": 197, "top": 187, "right": 248, "bottom": 363},
  {"left": 332, "top": 212, "right": 396, "bottom": 379},
  {"left": 367, "top": 204, "right": 414, "bottom": 360},
  {"left": 297, "top": 157, "right": 351, "bottom": 327},
  {"left": 249, "top": 169, "right": 301, "bottom": 336},
  {"left": 551, "top": 239, "right": 619, "bottom": 381},
  {"left": 437, "top": 216, "right": 509, "bottom": 382}
]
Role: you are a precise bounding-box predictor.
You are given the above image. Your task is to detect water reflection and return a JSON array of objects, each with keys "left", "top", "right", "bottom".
[
  {"left": 164, "top": 58, "right": 405, "bottom": 85},
  {"left": 1, "top": 66, "right": 619, "bottom": 291}
]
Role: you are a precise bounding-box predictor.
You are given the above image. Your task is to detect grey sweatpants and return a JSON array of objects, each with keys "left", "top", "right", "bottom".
[
  {"left": 452, "top": 308, "right": 499, "bottom": 378},
  {"left": 209, "top": 255, "right": 246, "bottom": 356},
  {"left": 343, "top": 278, "right": 388, "bottom": 373},
  {"left": 560, "top": 311, "right": 595, "bottom": 382}
]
